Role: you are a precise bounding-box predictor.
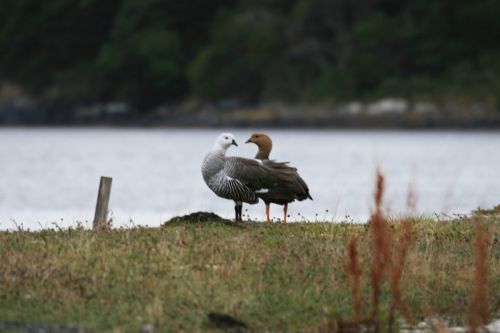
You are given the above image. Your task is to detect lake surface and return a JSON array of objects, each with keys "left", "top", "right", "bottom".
[{"left": 1, "top": 128, "right": 499, "bottom": 230}]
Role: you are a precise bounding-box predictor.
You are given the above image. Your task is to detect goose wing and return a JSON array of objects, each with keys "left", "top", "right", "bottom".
[
  {"left": 224, "top": 157, "right": 282, "bottom": 190},
  {"left": 262, "top": 160, "right": 313, "bottom": 201}
]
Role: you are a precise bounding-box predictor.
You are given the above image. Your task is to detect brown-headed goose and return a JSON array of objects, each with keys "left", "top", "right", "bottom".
[
  {"left": 245, "top": 132, "right": 312, "bottom": 223},
  {"left": 202, "top": 133, "right": 308, "bottom": 222}
]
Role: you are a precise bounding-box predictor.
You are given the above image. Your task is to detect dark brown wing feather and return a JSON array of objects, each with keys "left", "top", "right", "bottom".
[
  {"left": 260, "top": 160, "right": 313, "bottom": 204},
  {"left": 224, "top": 157, "right": 282, "bottom": 190}
]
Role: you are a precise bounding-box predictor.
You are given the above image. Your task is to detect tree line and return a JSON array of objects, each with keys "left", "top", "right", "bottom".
[{"left": 1, "top": 0, "right": 499, "bottom": 110}]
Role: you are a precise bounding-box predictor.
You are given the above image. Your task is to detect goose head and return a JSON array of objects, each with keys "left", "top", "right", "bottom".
[
  {"left": 212, "top": 133, "right": 238, "bottom": 152},
  {"left": 245, "top": 132, "right": 272, "bottom": 159}
]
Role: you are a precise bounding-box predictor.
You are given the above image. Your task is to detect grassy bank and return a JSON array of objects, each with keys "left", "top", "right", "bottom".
[{"left": 0, "top": 210, "right": 498, "bottom": 332}]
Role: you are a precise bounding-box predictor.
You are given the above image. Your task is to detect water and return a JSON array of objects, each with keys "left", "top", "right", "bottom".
[{"left": 1, "top": 128, "right": 499, "bottom": 230}]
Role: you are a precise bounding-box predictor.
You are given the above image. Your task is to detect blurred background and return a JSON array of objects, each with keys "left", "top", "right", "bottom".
[
  {"left": 1, "top": 0, "right": 499, "bottom": 126},
  {"left": 1, "top": 0, "right": 499, "bottom": 228}
]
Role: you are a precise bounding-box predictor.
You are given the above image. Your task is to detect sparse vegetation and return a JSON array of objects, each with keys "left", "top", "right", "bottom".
[{"left": 0, "top": 211, "right": 498, "bottom": 332}]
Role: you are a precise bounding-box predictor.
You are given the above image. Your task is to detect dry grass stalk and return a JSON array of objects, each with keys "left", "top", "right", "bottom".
[
  {"left": 469, "top": 222, "right": 490, "bottom": 333},
  {"left": 370, "top": 170, "right": 393, "bottom": 319},
  {"left": 345, "top": 236, "right": 362, "bottom": 321},
  {"left": 406, "top": 181, "right": 417, "bottom": 214},
  {"left": 388, "top": 182, "right": 416, "bottom": 332},
  {"left": 389, "top": 217, "right": 413, "bottom": 325}
]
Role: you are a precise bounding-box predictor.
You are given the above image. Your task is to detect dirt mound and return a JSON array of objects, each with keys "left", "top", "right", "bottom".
[{"left": 162, "top": 211, "right": 242, "bottom": 227}]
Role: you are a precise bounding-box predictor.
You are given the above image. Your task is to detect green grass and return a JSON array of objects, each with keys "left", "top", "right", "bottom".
[{"left": 0, "top": 214, "right": 499, "bottom": 332}]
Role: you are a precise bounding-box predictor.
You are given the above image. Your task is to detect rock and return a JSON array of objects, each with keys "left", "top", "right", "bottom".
[
  {"left": 413, "top": 101, "right": 437, "bottom": 114},
  {"left": 208, "top": 312, "right": 248, "bottom": 331},
  {"left": 367, "top": 98, "right": 408, "bottom": 115},
  {"left": 141, "top": 324, "right": 155, "bottom": 333}
]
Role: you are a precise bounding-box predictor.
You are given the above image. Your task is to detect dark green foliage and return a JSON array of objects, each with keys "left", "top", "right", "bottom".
[
  {"left": 188, "top": 8, "right": 283, "bottom": 102},
  {"left": 0, "top": 0, "right": 120, "bottom": 87},
  {"left": 0, "top": 0, "right": 499, "bottom": 106},
  {"left": 92, "top": 0, "right": 184, "bottom": 105}
]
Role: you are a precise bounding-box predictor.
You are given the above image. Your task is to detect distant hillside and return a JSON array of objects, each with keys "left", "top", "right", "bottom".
[{"left": 0, "top": 0, "right": 499, "bottom": 112}]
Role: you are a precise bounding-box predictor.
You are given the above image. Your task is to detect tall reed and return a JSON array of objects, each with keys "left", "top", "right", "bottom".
[
  {"left": 370, "top": 170, "right": 393, "bottom": 320},
  {"left": 469, "top": 222, "right": 490, "bottom": 333},
  {"left": 389, "top": 217, "right": 413, "bottom": 326}
]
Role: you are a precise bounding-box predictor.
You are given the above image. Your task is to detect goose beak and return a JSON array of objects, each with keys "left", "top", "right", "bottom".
[
  {"left": 245, "top": 138, "right": 252, "bottom": 144},
  {"left": 231, "top": 139, "right": 238, "bottom": 146}
]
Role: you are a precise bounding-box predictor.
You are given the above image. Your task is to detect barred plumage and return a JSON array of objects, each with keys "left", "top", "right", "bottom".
[{"left": 202, "top": 153, "right": 260, "bottom": 204}]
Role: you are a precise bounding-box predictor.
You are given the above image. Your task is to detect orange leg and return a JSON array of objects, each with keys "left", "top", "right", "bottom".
[
  {"left": 265, "top": 203, "right": 271, "bottom": 224},
  {"left": 283, "top": 204, "right": 288, "bottom": 224}
]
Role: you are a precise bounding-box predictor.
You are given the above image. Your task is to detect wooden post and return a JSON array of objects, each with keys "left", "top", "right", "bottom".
[{"left": 93, "top": 176, "right": 112, "bottom": 231}]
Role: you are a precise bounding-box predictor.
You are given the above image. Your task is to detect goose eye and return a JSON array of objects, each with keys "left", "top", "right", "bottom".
[{"left": 225, "top": 136, "right": 228, "bottom": 139}]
